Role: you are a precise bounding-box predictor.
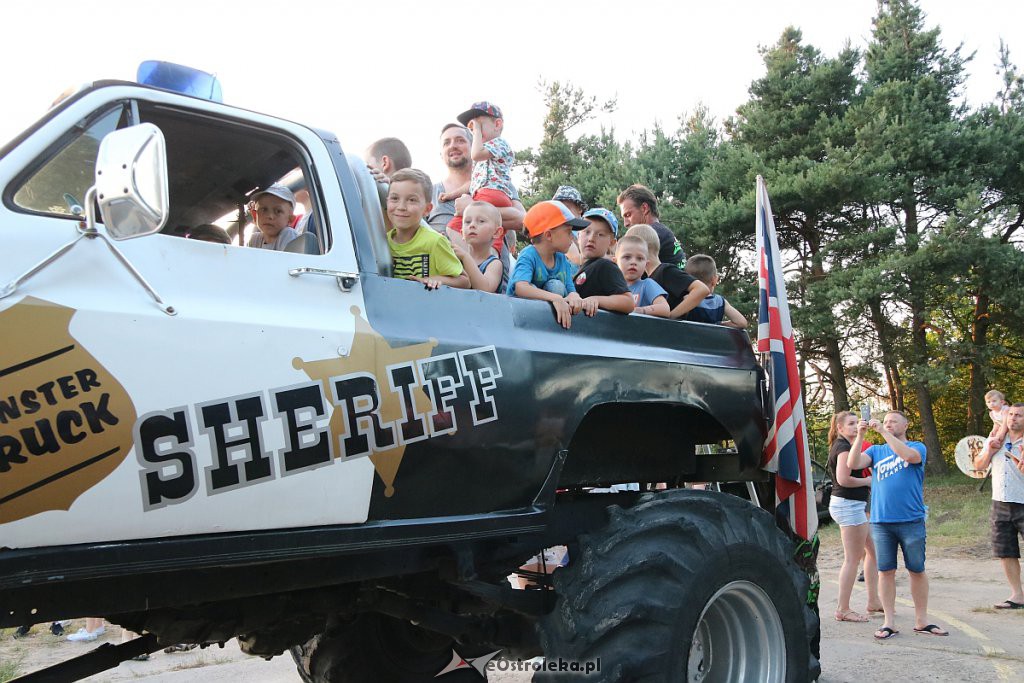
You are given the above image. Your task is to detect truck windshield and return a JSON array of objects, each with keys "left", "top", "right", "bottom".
[{"left": 12, "top": 106, "right": 124, "bottom": 217}]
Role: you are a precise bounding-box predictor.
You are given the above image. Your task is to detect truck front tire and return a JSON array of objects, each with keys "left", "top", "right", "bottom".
[{"left": 538, "top": 490, "right": 820, "bottom": 682}]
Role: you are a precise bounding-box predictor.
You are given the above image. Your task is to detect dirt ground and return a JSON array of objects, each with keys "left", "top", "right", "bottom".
[{"left": 3, "top": 538, "right": 1024, "bottom": 682}]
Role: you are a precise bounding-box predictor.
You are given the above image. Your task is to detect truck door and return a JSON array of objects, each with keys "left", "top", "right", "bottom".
[{"left": 0, "top": 86, "right": 377, "bottom": 548}]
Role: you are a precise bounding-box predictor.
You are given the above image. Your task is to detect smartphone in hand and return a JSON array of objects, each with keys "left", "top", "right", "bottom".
[{"left": 860, "top": 403, "right": 871, "bottom": 421}]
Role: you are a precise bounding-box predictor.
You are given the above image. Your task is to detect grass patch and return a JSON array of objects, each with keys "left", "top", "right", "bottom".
[
  {"left": 816, "top": 472, "right": 991, "bottom": 555},
  {"left": 923, "top": 473, "right": 991, "bottom": 552},
  {"left": 0, "top": 653, "right": 25, "bottom": 683}
]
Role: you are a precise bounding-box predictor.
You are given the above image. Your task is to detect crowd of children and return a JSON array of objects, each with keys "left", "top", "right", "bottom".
[
  {"left": 372, "top": 100, "right": 747, "bottom": 331},
  {"left": 231, "top": 99, "right": 748, "bottom": 332}
]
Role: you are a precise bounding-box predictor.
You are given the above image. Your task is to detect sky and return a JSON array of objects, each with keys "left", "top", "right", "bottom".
[{"left": 3, "top": 0, "right": 1023, "bottom": 184}]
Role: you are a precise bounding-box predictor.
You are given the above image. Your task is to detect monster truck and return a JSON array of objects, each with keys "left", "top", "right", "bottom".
[{"left": 0, "top": 66, "right": 819, "bottom": 682}]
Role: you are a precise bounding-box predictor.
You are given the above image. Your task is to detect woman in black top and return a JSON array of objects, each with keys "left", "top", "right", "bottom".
[{"left": 827, "top": 410, "right": 883, "bottom": 621}]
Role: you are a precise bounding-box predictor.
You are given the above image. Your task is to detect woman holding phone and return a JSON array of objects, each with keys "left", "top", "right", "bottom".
[{"left": 827, "top": 410, "right": 883, "bottom": 621}]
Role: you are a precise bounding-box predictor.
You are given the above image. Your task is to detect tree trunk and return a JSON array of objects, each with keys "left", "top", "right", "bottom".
[
  {"left": 867, "top": 296, "right": 904, "bottom": 411},
  {"left": 966, "top": 293, "right": 991, "bottom": 436},
  {"left": 903, "top": 202, "right": 946, "bottom": 474},
  {"left": 825, "top": 336, "right": 850, "bottom": 412},
  {"left": 808, "top": 247, "right": 850, "bottom": 411},
  {"left": 910, "top": 379, "right": 946, "bottom": 474}
]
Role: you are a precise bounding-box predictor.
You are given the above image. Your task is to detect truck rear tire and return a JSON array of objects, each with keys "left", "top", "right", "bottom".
[
  {"left": 537, "top": 489, "right": 819, "bottom": 682},
  {"left": 290, "top": 613, "right": 482, "bottom": 683}
]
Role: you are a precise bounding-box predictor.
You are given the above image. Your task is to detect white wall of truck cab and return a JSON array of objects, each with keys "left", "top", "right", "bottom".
[{"left": 0, "top": 83, "right": 387, "bottom": 548}]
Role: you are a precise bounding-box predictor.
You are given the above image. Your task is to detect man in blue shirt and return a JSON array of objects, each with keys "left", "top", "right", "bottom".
[{"left": 848, "top": 411, "right": 948, "bottom": 640}]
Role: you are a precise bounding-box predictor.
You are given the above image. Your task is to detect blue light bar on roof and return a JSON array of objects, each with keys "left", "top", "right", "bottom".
[{"left": 136, "top": 61, "right": 223, "bottom": 102}]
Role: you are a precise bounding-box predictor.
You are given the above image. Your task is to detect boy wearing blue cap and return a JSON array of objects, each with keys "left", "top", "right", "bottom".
[{"left": 572, "top": 208, "right": 634, "bottom": 316}]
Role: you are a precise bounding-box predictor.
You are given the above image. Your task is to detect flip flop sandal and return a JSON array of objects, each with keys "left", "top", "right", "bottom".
[
  {"left": 874, "top": 627, "right": 899, "bottom": 640},
  {"left": 913, "top": 624, "right": 949, "bottom": 636},
  {"left": 993, "top": 600, "right": 1024, "bottom": 609}
]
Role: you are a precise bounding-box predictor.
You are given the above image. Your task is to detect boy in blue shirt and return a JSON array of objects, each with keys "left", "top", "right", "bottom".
[
  {"left": 616, "top": 235, "right": 670, "bottom": 317},
  {"left": 507, "top": 200, "right": 588, "bottom": 329},
  {"left": 848, "top": 411, "right": 948, "bottom": 640}
]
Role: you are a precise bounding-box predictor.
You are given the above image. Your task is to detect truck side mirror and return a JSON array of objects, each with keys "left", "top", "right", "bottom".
[{"left": 94, "top": 123, "right": 169, "bottom": 239}]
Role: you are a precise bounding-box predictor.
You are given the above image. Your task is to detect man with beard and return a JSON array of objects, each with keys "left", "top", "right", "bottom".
[
  {"left": 427, "top": 123, "right": 473, "bottom": 231},
  {"left": 428, "top": 124, "right": 523, "bottom": 249}
]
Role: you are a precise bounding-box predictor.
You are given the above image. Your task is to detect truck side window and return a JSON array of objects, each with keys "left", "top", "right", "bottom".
[
  {"left": 134, "top": 102, "right": 325, "bottom": 252},
  {"left": 11, "top": 106, "right": 124, "bottom": 218}
]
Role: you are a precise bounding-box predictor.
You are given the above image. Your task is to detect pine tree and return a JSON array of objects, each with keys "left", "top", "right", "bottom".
[{"left": 849, "top": 0, "right": 976, "bottom": 473}]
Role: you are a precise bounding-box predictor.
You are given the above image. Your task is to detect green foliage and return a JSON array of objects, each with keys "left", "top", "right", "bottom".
[{"left": 517, "top": 0, "right": 1024, "bottom": 466}]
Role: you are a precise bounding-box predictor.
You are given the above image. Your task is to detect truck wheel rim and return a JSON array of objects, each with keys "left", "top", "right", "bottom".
[{"left": 687, "top": 580, "right": 786, "bottom": 683}]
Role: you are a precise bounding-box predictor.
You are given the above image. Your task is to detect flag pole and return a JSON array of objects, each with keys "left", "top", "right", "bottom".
[{"left": 755, "top": 175, "right": 821, "bottom": 660}]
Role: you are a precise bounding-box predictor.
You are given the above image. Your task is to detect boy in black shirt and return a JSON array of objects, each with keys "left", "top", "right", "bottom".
[
  {"left": 624, "top": 224, "right": 709, "bottom": 319},
  {"left": 572, "top": 208, "right": 634, "bottom": 316}
]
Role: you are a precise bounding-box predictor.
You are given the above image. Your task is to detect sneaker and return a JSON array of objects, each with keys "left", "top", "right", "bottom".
[
  {"left": 49, "top": 622, "right": 65, "bottom": 636},
  {"left": 131, "top": 654, "right": 150, "bottom": 661},
  {"left": 67, "top": 626, "right": 105, "bottom": 642},
  {"left": 13, "top": 625, "right": 31, "bottom": 638}
]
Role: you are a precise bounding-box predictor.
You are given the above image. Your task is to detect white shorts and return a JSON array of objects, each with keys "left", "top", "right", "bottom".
[{"left": 829, "top": 495, "right": 868, "bottom": 527}]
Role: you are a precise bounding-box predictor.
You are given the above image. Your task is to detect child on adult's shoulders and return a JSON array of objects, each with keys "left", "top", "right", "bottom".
[
  {"left": 571, "top": 208, "right": 634, "bottom": 316},
  {"left": 443, "top": 102, "right": 515, "bottom": 242},
  {"left": 682, "top": 254, "right": 748, "bottom": 328},
  {"left": 247, "top": 185, "right": 299, "bottom": 251},
  {"left": 616, "top": 235, "right": 670, "bottom": 317},
  {"left": 506, "top": 200, "right": 588, "bottom": 329},
  {"left": 986, "top": 389, "right": 1011, "bottom": 444},
  {"left": 386, "top": 168, "right": 469, "bottom": 290},
  {"left": 623, "top": 224, "right": 710, "bottom": 318},
  {"left": 452, "top": 201, "right": 505, "bottom": 294}
]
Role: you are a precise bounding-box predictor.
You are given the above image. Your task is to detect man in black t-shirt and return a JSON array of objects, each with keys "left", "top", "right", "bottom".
[
  {"left": 572, "top": 208, "right": 634, "bottom": 316},
  {"left": 617, "top": 184, "right": 686, "bottom": 266}
]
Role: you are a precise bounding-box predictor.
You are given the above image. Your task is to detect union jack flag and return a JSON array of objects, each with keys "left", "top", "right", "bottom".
[{"left": 755, "top": 176, "right": 817, "bottom": 540}]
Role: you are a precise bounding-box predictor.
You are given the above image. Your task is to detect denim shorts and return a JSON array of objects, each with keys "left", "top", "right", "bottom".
[
  {"left": 829, "top": 496, "right": 868, "bottom": 527},
  {"left": 871, "top": 520, "right": 927, "bottom": 572}
]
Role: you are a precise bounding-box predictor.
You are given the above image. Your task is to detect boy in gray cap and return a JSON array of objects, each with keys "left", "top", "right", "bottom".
[
  {"left": 552, "top": 185, "right": 587, "bottom": 264},
  {"left": 248, "top": 184, "right": 299, "bottom": 251}
]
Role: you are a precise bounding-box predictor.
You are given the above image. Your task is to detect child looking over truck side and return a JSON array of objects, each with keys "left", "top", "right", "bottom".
[
  {"left": 506, "top": 200, "right": 589, "bottom": 329},
  {"left": 683, "top": 254, "right": 748, "bottom": 328},
  {"left": 386, "top": 168, "right": 469, "bottom": 291},
  {"left": 452, "top": 201, "right": 506, "bottom": 293},
  {"left": 572, "top": 208, "right": 634, "bottom": 316},
  {"left": 624, "top": 224, "right": 709, "bottom": 320},
  {"left": 616, "top": 235, "right": 670, "bottom": 317}
]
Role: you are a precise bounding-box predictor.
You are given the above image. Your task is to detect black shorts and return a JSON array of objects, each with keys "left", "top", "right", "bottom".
[{"left": 991, "top": 500, "right": 1024, "bottom": 558}]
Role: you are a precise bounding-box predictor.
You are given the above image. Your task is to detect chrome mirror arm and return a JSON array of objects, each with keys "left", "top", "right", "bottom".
[{"left": 0, "top": 187, "right": 176, "bottom": 315}]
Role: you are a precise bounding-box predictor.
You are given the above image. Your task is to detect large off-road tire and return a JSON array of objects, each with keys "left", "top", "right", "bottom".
[
  {"left": 290, "top": 613, "right": 484, "bottom": 683},
  {"left": 538, "top": 489, "right": 820, "bottom": 682}
]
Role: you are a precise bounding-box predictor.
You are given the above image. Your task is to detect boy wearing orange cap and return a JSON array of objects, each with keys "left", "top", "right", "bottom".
[{"left": 506, "top": 200, "right": 589, "bottom": 329}]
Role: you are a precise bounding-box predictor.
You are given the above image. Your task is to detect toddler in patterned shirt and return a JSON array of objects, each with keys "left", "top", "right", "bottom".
[{"left": 443, "top": 101, "right": 515, "bottom": 251}]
